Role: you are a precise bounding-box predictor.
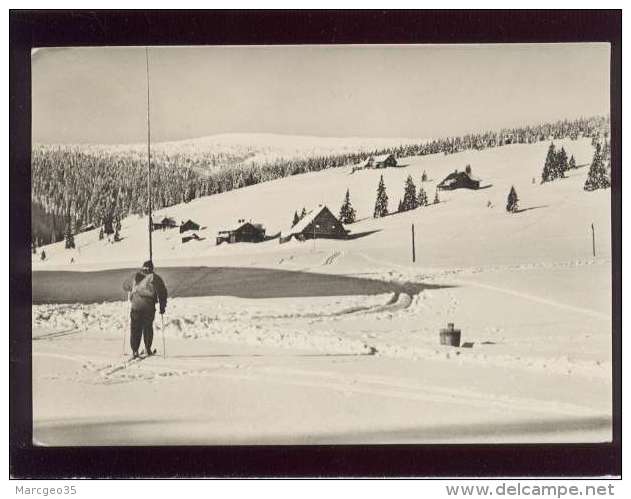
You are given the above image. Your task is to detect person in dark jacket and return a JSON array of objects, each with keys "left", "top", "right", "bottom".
[{"left": 122, "top": 260, "right": 168, "bottom": 358}]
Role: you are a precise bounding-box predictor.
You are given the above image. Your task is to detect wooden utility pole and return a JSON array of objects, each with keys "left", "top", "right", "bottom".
[
  {"left": 146, "top": 47, "right": 153, "bottom": 262},
  {"left": 312, "top": 223, "right": 319, "bottom": 252},
  {"left": 411, "top": 223, "right": 416, "bottom": 263},
  {"left": 591, "top": 223, "right": 596, "bottom": 257}
]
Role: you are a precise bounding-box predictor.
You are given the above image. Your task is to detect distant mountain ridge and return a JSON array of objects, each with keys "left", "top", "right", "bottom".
[{"left": 34, "top": 132, "right": 430, "bottom": 165}]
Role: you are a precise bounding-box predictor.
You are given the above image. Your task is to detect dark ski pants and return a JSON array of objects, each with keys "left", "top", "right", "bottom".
[{"left": 130, "top": 308, "right": 155, "bottom": 354}]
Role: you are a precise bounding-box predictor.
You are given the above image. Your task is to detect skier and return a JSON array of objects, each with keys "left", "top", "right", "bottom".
[{"left": 122, "top": 260, "right": 168, "bottom": 358}]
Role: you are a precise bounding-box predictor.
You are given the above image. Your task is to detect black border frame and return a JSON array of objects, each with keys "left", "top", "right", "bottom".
[{"left": 9, "top": 9, "right": 622, "bottom": 478}]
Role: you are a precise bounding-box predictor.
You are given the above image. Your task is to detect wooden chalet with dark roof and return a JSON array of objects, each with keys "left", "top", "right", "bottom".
[
  {"left": 179, "top": 219, "right": 201, "bottom": 233},
  {"left": 216, "top": 219, "right": 266, "bottom": 245},
  {"left": 280, "top": 205, "right": 348, "bottom": 243},
  {"left": 437, "top": 169, "right": 481, "bottom": 190}
]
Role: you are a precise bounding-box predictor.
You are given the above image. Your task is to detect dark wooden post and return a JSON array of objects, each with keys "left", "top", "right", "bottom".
[
  {"left": 146, "top": 47, "right": 153, "bottom": 263},
  {"left": 411, "top": 224, "right": 416, "bottom": 263},
  {"left": 591, "top": 223, "right": 596, "bottom": 257}
]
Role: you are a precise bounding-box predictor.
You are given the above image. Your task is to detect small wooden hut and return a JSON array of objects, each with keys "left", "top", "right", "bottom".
[
  {"left": 437, "top": 170, "right": 481, "bottom": 190},
  {"left": 365, "top": 153, "right": 398, "bottom": 169},
  {"left": 179, "top": 219, "right": 201, "bottom": 233},
  {"left": 216, "top": 220, "right": 266, "bottom": 245}
]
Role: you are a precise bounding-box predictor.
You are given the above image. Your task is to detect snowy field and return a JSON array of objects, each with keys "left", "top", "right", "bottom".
[{"left": 32, "top": 137, "right": 612, "bottom": 445}]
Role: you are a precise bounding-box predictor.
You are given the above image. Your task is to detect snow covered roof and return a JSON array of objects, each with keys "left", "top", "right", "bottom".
[
  {"left": 367, "top": 153, "right": 394, "bottom": 164},
  {"left": 374, "top": 153, "right": 394, "bottom": 162},
  {"left": 218, "top": 222, "right": 248, "bottom": 234},
  {"left": 438, "top": 170, "right": 481, "bottom": 189},
  {"left": 441, "top": 170, "right": 480, "bottom": 183},
  {"left": 282, "top": 205, "right": 329, "bottom": 237},
  {"left": 217, "top": 221, "right": 265, "bottom": 234}
]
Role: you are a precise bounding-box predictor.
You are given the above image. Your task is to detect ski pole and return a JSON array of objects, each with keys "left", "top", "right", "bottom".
[
  {"left": 161, "top": 313, "right": 166, "bottom": 359},
  {"left": 122, "top": 291, "right": 130, "bottom": 356}
]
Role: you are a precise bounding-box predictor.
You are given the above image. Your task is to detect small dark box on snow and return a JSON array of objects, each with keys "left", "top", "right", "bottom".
[{"left": 440, "top": 323, "right": 461, "bottom": 347}]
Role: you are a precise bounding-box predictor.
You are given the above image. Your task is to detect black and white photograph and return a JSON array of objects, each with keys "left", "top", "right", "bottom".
[{"left": 10, "top": 9, "right": 621, "bottom": 479}]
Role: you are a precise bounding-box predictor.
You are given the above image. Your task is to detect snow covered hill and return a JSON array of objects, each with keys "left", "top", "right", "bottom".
[
  {"left": 35, "top": 132, "right": 428, "bottom": 167},
  {"left": 33, "top": 137, "right": 610, "bottom": 272},
  {"left": 153, "top": 132, "right": 429, "bottom": 164}
]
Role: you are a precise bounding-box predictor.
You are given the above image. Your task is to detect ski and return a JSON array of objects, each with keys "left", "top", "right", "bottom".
[
  {"left": 103, "top": 349, "right": 157, "bottom": 376},
  {"left": 33, "top": 328, "right": 83, "bottom": 341}
]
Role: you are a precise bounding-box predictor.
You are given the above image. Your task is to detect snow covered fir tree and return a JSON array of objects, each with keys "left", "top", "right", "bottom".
[
  {"left": 541, "top": 143, "right": 574, "bottom": 183},
  {"left": 541, "top": 142, "right": 562, "bottom": 183},
  {"left": 64, "top": 220, "right": 75, "bottom": 249},
  {"left": 400, "top": 176, "right": 418, "bottom": 212},
  {"left": 338, "top": 188, "right": 356, "bottom": 224},
  {"left": 417, "top": 186, "right": 428, "bottom": 207},
  {"left": 584, "top": 141, "right": 611, "bottom": 191},
  {"left": 506, "top": 186, "right": 519, "bottom": 213},
  {"left": 557, "top": 147, "right": 569, "bottom": 176},
  {"left": 103, "top": 215, "right": 115, "bottom": 236},
  {"left": 373, "top": 175, "right": 389, "bottom": 218}
]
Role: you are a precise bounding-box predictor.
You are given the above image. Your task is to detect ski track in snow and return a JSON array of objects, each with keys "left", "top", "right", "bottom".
[
  {"left": 33, "top": 281, "right": 610, "bottom": 383},
  {"left": 352, "top": 252, "right": 610, "bottom": 284},
  {"left": 32, "top": 250, "right": 612, "bottom": 384},
  {"left": 245, "top": 366, "right": 602, "bottom": 418},
  {"left": 452, "top": 278, "right": 610, "bottom": 321},
  {"left": 323, "top": 250, "right": 343, "bottom": 266},
  {"left": 35, "top": 347, "right": 603, "bottom": 420}
]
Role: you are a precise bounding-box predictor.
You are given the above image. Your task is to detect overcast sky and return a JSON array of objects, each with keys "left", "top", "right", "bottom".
[{"left": 32, "top": 44, "right": 610, "bottom": 144}]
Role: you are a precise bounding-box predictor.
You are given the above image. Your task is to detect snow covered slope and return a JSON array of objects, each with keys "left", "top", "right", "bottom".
[{"left": 33, "top": 137, "right": 610, "bottom": 273}]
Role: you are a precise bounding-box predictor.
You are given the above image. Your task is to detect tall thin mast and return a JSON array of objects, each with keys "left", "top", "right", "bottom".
[{"left": 146, "top": 47, "right": 153, "bottom": 262}]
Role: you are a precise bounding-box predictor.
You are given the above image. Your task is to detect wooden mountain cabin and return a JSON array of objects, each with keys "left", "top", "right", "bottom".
[
  {"left": 216, "top": 220, "right": 266, "bottom": 245},
  {"left": 179, "top": 219, "right": 201, "bottom": 233},
  {"left": 437, "top": 169, "right": 481, "bottom": 190},
  {"left": 161, "top": 217, "right": 177, "bottom": 228},
  {"left": 152, "top": 216, "right": 177, "bottom": 231},
  {"left": 280, "top": 205, "right": 348, "bottom": 243},
  {"left": 365, "top": 153, "right": 397, "bottom": 169},
  {"left": 503, "top": 133, "right": 515, "bottom": 145}
]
